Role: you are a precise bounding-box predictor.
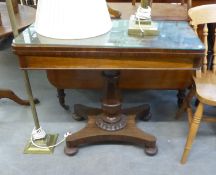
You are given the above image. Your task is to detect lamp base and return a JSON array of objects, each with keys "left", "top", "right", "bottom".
[
  {"left": 135, "top": 19, "right": 152, "bottom": 25},
  {"left": 128, "top": 15, "right": 159, "bottom": 37},
  {"left": 24, "top": 134, "right": 58, "bottom": 154}
]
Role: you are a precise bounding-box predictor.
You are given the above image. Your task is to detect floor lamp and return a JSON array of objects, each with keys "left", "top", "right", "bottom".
[
  {"left": 6, "top": 0, "right": 58, "bottom": 154},
  {"left": 6, "top": 0, "right": 112, "bottom": 154}
]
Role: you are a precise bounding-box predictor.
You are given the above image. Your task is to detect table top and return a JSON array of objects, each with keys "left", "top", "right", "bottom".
[
  {"left": 0, "top": 2, "right": 35, "bottom": 38},
  {"left": 13, "top": 20, "right": 204, "bottom": 54},
  {"left": 12, "top": 20, "right": 205, "bottom": 70}
]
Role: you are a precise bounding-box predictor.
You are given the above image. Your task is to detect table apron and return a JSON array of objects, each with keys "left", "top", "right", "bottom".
[{"left": 18, "top": 55, "right": 202, "bottom": 70}]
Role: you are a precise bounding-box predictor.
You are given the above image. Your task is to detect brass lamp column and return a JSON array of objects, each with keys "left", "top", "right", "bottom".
[
  {"left": 6, "top": 0, "right": 58, "bottom": 154},
  {"left": 141, "top": 0, "right": 149, "bottom": 8}
]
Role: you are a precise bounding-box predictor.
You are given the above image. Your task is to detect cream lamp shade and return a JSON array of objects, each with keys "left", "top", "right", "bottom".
[{"left": 35, "top": 0, "right": 112, "bottom": 39}]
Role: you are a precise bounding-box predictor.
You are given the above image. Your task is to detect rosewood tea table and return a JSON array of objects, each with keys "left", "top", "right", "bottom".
[{"left": 12, "top": 20, "right": 204, "bottom": 156}]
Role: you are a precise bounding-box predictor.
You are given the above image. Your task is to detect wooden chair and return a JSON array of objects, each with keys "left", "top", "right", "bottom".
[{"left": 176, "top": 4, "right": 216, "bottom": 164}]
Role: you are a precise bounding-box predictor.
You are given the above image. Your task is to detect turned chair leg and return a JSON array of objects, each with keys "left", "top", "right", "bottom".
[
  {"left": 187, "top": 107, "right": 193, "bottom": 126},
  {"left": 176, "top": 87, "right": 195, "bottom": 120},
  {"left": 181, "top": 103, "right": 204, "bottom": 164}
]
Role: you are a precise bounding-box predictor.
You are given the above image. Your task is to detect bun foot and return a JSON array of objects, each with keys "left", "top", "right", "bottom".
[
  {"left": 64, "top": 146, "right": 78, "bottom": 156},
  {"left": 144, "top": 145, "right": 158, "bottom": 156}
]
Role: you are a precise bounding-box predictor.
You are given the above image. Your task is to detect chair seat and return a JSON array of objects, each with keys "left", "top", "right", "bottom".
[{"left": 194, "top": 71, "right": 216, "bottom": 106}]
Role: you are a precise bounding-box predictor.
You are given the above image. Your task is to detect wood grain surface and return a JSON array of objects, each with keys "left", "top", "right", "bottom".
[{"left": 0, "top": 2, "right": 35, "bottom": 38}]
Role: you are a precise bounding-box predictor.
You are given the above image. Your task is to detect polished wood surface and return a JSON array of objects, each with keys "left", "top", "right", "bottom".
[
  {"left": 47, "top": 2, "right": 192, "bottom": 91},
  {"left": 0, "top": 2, "right": 35, "bottom": 38},
  {"left": 64, "top": 71, "right": 157, "bottom": 156},
  {"left": 47, "top": 1, "right": 216, "bottom": 102},
  {"left": 108, "top": 2, "right": 188, "bottom": 20},
  {"left": 13, "top": 21, "right": 203, "bottom": 70},
  {"left": 108, "top": 0, "right": 216, "bottom": 20},
  {"left": 175, "top": 4, "right": 216, "bottom": 164},
  {"left": 190, "top": 0, "right": 216, "bottom": 6},
  {"left": 13, "top": 20, "right": 204, "bottom": 155},
  {"left": 47, "top": 70, "right": 192, "bottom": 89},
  {"left": 65, "top": 113, "right": 157, "bottom": 156},
  {"left": 17, "top": 53, "right": 200, "bottom": 70}
]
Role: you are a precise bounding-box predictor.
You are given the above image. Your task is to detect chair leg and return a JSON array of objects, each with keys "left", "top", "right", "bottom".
[
  {"left": 176, "top": 87, "right": 195, "bottom": 120},
  {"left": 187, "top": 107, "right": 193, "bottom": 126},
  {"left": 180, "top": 102, "right": 204, "bottom": 164}
]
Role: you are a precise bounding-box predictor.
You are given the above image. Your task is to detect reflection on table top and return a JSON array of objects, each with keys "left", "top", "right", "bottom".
[{"left": 13, "top": 20, "right": 204, "bottom": 52}]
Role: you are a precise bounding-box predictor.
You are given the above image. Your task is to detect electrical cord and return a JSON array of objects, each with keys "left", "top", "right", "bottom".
[
  {"left": 31, "top": 127, "right": 46, "bottom": 140},
  {"left": 31, "top": 127, "right": 72, "bottom": 149},
  {"left": 135, "top": 6, "right": 151, "bottom": 33}
]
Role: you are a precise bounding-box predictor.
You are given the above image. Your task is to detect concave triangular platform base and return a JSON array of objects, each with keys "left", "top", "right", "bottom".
[{"left": 65, "top": 105, "right": 157, "bottom": 156}]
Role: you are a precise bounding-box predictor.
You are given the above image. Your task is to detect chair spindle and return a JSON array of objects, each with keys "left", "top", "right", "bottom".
[
  {"left": 202, "top": 23, "right": 208, "bottom": 73},
  {"left": 193, "top": 24, "right": 202, "bottom": 77}
]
